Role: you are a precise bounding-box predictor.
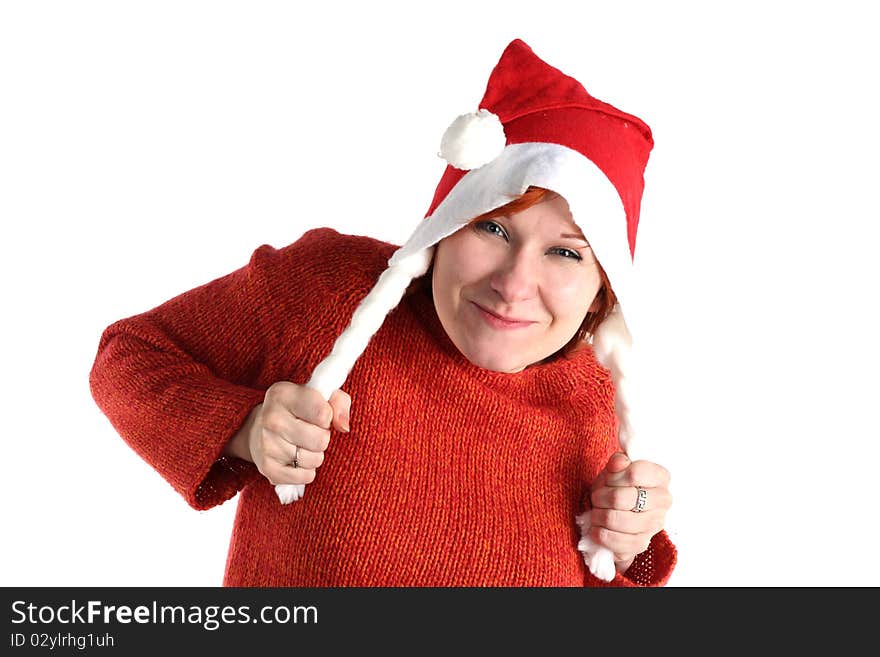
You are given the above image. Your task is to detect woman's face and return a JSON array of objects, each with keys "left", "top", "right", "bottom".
[{"left": 432, "top": 193, "right": 603, "bottom": 373}]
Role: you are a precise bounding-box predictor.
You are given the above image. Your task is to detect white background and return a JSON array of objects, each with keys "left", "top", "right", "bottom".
[{"left": 2, "top": 1, "right": 878, "bottom": 587}]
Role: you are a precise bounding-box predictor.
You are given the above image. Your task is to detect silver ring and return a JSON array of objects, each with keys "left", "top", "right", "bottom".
[
  {"left": 292, "top": 446, "right": 300, "bottom": 469},
  {"left": 632, "top": 486, "right": 647, "bottom": 513}
]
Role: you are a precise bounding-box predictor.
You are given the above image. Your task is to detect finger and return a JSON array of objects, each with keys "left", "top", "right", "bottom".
[
  {"left": 590, "top": 485, "right": 639, "bottom": 511},
  {"left": 603, "top": 460, "right": 671, "bottom": 488},
  {"left": 592, "top": 452, "right": 631, "bottom": 488},
  {"left": 292, "top": 386, "right": 334, "bottom": 429},
  {"left": 328, "top": 388, "right": 351, "bottom": 433},
  {"left": 587, "top": 525, "right": 647, "bottom": 562},
  {"left": 252, "top": 435, "right": 317, "bottom": 486},
  {"left": 262, "top": 460, "right": 317, "bottom": 486},
  {"left": 591, "top": 485, "right": 671, "bottom": 513},
  {"left": 288, "top": 445, "right": 325, "bottom": 470},
  {"left": 260, "top": 429, "right": 302, "bottom": 467},
  {"left": 589, "top": 470, "right": 606, "bottom": 497},
  {"left": 588, "top": 453, "right": 630, "bottom": 494},
  {"left": 261, "top": 409, "right": 332, "bottom": 453},
  {"left": 267, "top": 382, "right": 334, "bottom": 429},
  {"left": 605, "top": 452, "right": 631, "bottom": 474},
  {"left": 590, "top": 507, "right": 666, "bottom": 536}
]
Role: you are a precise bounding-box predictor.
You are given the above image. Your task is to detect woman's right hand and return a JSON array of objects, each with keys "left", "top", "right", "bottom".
[{"left": 224, "top": 381, "right": 351, "bottom": 486}]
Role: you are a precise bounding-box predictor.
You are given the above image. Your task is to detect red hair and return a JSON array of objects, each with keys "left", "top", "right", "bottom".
[{"left": 406, "top": 186, "right": 618, "bottom": 363}]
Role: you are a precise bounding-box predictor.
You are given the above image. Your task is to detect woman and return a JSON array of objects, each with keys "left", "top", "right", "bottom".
[{"left": 89, "top": 39, "right": 676, "bottom": 586}]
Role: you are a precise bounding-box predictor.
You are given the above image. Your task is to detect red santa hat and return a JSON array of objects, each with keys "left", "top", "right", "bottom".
[{"left": 277, "top": 38, "right": 654, "bottom": 582}]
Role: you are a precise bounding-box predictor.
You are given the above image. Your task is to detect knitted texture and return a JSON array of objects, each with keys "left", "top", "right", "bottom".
[{"left": 89, "top": 227, "right": 677, "bottom": 587}]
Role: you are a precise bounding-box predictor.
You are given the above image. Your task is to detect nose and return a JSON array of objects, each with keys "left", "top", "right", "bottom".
[{"left": 489, "top": 248, "right": 538, "bottom": 304}]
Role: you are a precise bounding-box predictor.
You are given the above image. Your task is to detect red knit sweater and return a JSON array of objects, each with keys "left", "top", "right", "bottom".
[{"left": 89, "top": 227, "right": 676, "bottom": 587}]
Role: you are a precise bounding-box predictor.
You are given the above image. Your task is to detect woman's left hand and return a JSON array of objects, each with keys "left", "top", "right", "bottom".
[{"left": 587, "top": 452, "right": 672, "bottom": 573}]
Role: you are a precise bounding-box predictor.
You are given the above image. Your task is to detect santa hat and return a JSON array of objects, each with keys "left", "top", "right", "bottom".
[{"left": 276, "top": 39, "right": 653, "bottom": 582}]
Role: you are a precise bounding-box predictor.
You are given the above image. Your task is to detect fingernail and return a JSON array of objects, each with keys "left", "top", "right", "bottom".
[{"left": 341, "top": 413, "right": 350, "bottom": 433}]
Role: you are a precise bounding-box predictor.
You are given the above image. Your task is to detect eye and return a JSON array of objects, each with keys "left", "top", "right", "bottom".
[
  {"left": 550, "top": 247, "right": 583, "bottom": 261},
  {"left": 475, "top": 220, "right": 508, "bottom": 240}
]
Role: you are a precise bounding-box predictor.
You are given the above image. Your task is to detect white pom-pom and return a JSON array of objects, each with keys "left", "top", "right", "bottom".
[{"left": 439, "top": 108, "right": 506, "bottom": 170}]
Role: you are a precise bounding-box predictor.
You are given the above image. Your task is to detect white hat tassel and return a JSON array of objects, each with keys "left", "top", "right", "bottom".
[
  {"left": 575, "top": 304, "right": 640, "bottom": 581},
  {"left": 275, "top": 246, "right": 435, "bottom": 504}
]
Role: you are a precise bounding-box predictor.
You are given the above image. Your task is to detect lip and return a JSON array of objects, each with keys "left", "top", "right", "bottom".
[{"left": 471, "top": 302, "right": 536, "bottom": 330}]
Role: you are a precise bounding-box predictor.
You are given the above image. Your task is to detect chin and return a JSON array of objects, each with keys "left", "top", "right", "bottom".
[{"left": 464, "top": 348, "right": 526, "bottom": 374}]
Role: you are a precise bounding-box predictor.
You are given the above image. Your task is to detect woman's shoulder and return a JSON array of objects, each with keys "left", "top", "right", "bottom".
[
  {"left": 261, "top": 227, "right": 403, "bottom": 334},
  {"left": 243, "top": 228, "right": 404, "bottom": 377},
  {"left": 261, "top": 227, "right": 398, "bottom": 291},
  {"left": 284, "top": 227, "right": 397, "bottom": 256}
]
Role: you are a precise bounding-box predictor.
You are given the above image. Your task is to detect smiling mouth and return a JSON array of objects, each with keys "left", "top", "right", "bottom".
[{"left": 471, "top": 302, "right": 536, "bottom": 329}]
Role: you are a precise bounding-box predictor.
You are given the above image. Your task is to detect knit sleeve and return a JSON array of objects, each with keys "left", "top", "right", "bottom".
[
  {"left": 88, "top": 228, "right": 339, "bottom": 511},
  {"left": 617, "top": 530, "right": 678, "bottom": 587},
  {"left": 580, "top": 530, "right": 677, "bottom": 588}
]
